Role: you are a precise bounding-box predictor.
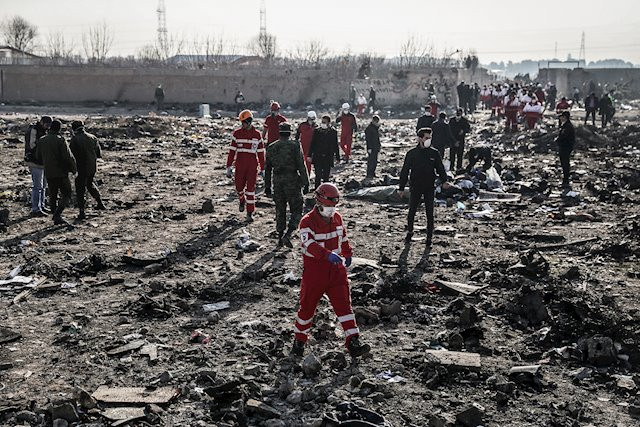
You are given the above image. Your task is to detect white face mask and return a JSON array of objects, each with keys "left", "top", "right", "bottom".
[
  {"left": 423, "top": 138, "right": 432, "bottom": 148},
  {"left": 343, "top": 109, "right": 349, "bottom": 114},
  {"left": 319, "top": 205, "right": 336, "bottom": 218},
  {"left": 321, "top": 123, "right": 328, "bottom": 129}
]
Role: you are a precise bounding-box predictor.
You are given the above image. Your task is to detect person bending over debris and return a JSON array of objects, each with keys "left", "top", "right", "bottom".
[
  {"left": 416, "top": 105, "right": 435, "bottom": 133},
  {"left": 265, "top": 122, "right": 309, "bottom": 248},
  {"left": 399, "top": 127, "right": 451, "bottom": 246},
  {"left": 292, "top": 183, "right": 370, "bottom": 358},
  {"left": 466, "top": 145, "right": 493, "bottom": 172},
  {"left": 365, "top": 115, "right": 381, "bottom": 178},
  {"left": 336, "top": 103, "right": 358, "bottom": 162},
  {"left": 555, "top": 111, "right": 575, "bottom": 188},
  {"left": 448, "top": 108, "right": 472, "bottom": 171},
  {"left": 69, "top": 121, "right": 106, "bottom": 220},
  {"left": 226, "top": 110, "right": 265, "bottom": 222},
  {"left": 262, "top": 101, "right": 287, "bottom": 145},
  {"left": 295, "top": 111, "right": 317, "bottom": 174},
  {"left": 35, "top": 120, "right": 77, "bottom": 225},
  {"left": 309, "top": 115, "right": 340, "bottom": 189},
  {"left": 24, "top": 115, "right": 52, "bottom": 217}
]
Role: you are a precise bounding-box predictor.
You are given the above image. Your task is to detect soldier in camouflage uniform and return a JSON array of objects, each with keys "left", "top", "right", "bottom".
[{"left": 265, "top": 122, "right": 310, "bottom": 248}]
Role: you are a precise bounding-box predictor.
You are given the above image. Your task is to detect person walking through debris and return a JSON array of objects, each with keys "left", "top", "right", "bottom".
[
  {"left": 262, "top": 101, "right": 287, "bottom": 145},
  {"left": 457, "top": 81, "right": 467, "bottom": 113},
  {"left": 349, "top": 83, "right": 357, "bottom": 107},
  {"left": 265, "top": 123, "right": 309, "bottom": 248},
  {"left": 35, "top": 120, "right": 77, "bottom": 225},
  {"left": 466, "top": 145, "right": 493, "bottom": 172},
  {"left": 226, "top": 110, "right": 265, "bottom": 222},
  {"left": 583, "top": 92, "right": 599, "bottom": 126},
  {"left": 428, "top": 95, "right": 441, "bottom": 117},
  {"left": 365, "top": 115, "right": 381, "bottom": 178},
  {"left": 295, "top": 111, "right": 317, "bottom": 175},
  {"left": 523, "top": 98, "right": 543, "bottom": 130},
  {"left": 356, "top": 93, "right": 367, "bottom": 117},
  {"left": 234, "top": 90, "right": 245, "bottom": 116},
  {"left": 309, "top": 115, "right": 340, "bottom": 189},
  {"left": 416, "top": 105, "right": 435, "bottom": 133},
  {"left": 291, "top": 183, "right": 370, "bottom": 358},
  {"left": 336, "top": 103, "right": 357, "bottom": 162},
  {"left": 154, "top": 84, "right": 165, "bottom": 111},
  {"left": 369, "top": 85, "right": 376, "bottom": 112},
  {"left": 431, "top": 112, "right": 456, "bottom": 159},
  {"left": 24, "top": 115, "right": 52, "bottom": 217},
  {"left": 504, "top": 91, "right": 520, "bottom": 132},
  {"left": 69, "top": 121, "right": 106, "bottom": 221},
  {"left": 449, "top": 108, "right": 471, "bottom": 171},
  {"left": 399, "top": 128, "right": 450, "bottom": 246},
  {"left": 599, "top": 92, "right": 615, "bottom": 128},
  {"left": 572, "top": 86, "right": 581, "bottom": 107},
  {"left": 546, "top": 84, "right": 557, "bottom": 111},
  {"left": 555, "top": 111, "right": 575, "bottom": 188}
]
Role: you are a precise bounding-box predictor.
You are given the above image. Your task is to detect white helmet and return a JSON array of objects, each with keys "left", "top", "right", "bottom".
[
  {"left": 342, "top": 102, "right": 350, "bottom": 110},
  {"left": 307, "top": 111, "right": 317, "bottom": 119}
]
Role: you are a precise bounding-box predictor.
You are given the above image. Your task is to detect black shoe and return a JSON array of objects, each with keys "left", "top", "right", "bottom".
[
  {"left": 239, "top": 200, "right": 245, "bottom": 212},
  {"left": 77, "top": 211, "right": 86, "bottom": 221},
  {"left": 405, "top": 231, "right": 414, "bottom": 242},
  {"left": 53, "top": 216, "right": 68, "bottom": 225},
  {"left": 283, "top": 235, "right": 293, "bottom": 248},
  {"left": 348, "top": 336, "right": 371, "bottom": 358},
  {"left": 246, "top": 212, "right": 253, "bottom": 222},
  {"left": 96, "top": 202, "right": 107, "bottom": 210},
  {"left": 291, "top": 339, "right": 305, "bottom": 357},
  {"left": 29, "top": 210, "right": 47, "bottom": 218},
  {"left": 277, "top": 232, "right": 284, "bottom": 247}
]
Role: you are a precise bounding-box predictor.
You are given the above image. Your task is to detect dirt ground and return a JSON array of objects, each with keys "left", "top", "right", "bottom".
[{"left": 0, "top": 104, "right": 639, "bottom": 427}]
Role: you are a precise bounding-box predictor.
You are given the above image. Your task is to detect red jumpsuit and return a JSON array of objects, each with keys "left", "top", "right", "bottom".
[
  {"left": 294, "top": 208, "right": 358, "bottom": 347},
  {"left": 336, "top": 113, "right": 357, "bottom": 161},
  {"left": 504, "top": 98, "right": 520, "bottom": 131},
  {"left": 263, "top": 114, "right": 287, "bottom": 145},
  {"left": 555, "top": 100, "right": 570, "bottom": 115},
  {"left": 226, "top": 127, "right": 265, "bottom": 213},
  {"left": 296, "top": 121, "right": 316, "bottom": 174}
]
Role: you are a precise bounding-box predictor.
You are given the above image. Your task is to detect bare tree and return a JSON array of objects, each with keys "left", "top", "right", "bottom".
[
  {"left": 1, "top": 16, "right": 38, "bottom": 52},
  {"left": 291, "top": 40, "right": 329, "bottom": 68},
  {"left": 82, "top": 22, "right": 113, "bottom": 63},
  {"left": 399, "top": 36, "right": 429, "bottom": 69},
  {"left": 156, "top": 32, "right": 185, "bottom": 61},
  {"left": 45, "top": 31, "right": 75, "bottom": 60},
  {"left": 250, "top": 32, "right": 277, "bottom": 62}
]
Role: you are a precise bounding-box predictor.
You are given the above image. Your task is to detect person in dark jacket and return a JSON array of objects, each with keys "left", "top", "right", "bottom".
[
  {"left": 399, "top": 127, "right": 451, "bottom": 246},
  {"left": 309, "top": 115, "right": 340, "bottom": 189},
  {"left": 448, "top": 108, "right": 472, "bottom": 171},
  {"left": 555, "top": 111, "right": 575, "bottom": 187},
  {"left": 365, "top": 115, "right": 381, "bottom": 178},
  {"left": 35, "top": 120, "right": 77, "bottom": 225},
  {"left": 369, "top": 86, "right": 376, "bottom": 111},
  {"left": 583, "top": 92, "right": 599, "bottom": 126},
  {"left": 416, "top": 105, "right": 435, "bottom": 133},
  {"left": 24, "top": 116, "right": 52, "bottom": 217},
  {"left": 430, "top": 112, "right": 456, "bottom": 159},
  {"left": 466, "top": 146, "right": 493, "bottom": 172},
  {"left": 69, "top": 121, "right": 105, "bottom": 220},
  {"left": 457, "top": 81, "right": 467, "bottom": 113},
  {"left": 154, "top": 84, "right": 165, "bottom": 111},
  {"left": 599, "top": 92, "right": 615, "bottom": 128}
]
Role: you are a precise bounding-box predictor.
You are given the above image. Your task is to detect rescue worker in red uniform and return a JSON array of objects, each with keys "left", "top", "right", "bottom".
[
  {"left": 504, "top": 92, "right": 520, "bottom": 132},
  {"left": 336, "top": 103, "right": 358, "bottom": 162},
  {"left": 555, "top": 97, "right": 571, "bottom": 115},
  {"left": 295, "top": 111, "right": 317, "bottom": 174},
  {"left": 226, "top": 110, "right": 265, "bottom": 221},
  {"left": 291, "top": 183, "right": 370, "bottom": 358},
  {"left": 262, "top": 101, "right": 287, "bottom": 145}
]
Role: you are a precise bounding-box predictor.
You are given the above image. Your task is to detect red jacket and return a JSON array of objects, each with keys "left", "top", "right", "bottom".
[
  {"left": 336, "top": 113, "right": 358, "bottom": 138},
  {"left": 555, "top": 100, "right": 570, "bottom": 113},
  {"left": 504, "top": 98, "right": 520, "bottom": 113},
  {"left": 263, "top": 114, "right": 287, "bottom": 145},
  {"left": 299, "top": 208, "right": 352, "bottom": 263},
  {"left": 296, "top": 121, "right": 316, "bottom": 156},
  {"left": 226, "top": 126, "right": 265, "bottom": 170}
]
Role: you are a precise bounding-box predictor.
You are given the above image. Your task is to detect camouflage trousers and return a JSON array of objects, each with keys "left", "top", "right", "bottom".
[{"left": 274, "top": 183, "right": 303, "bottom": 235}]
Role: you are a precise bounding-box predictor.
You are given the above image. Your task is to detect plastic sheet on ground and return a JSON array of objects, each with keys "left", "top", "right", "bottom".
[
  {"left": 346, "top": 186, "right": 409, "bottom": 203},
  {"left": 477, "top": 190, "right": 521, "bottom": 203}
]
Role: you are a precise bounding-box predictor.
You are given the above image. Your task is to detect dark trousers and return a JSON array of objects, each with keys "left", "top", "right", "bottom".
[
  {"left": 313, "top": 160, "right": 332, "bottom": 189},
  {"left": 435, "top": 144, "right": 446, "bottom": 160},
  {"left": 559, "top": 146, "right": 573, "bottom": 185},
  {"left": 274, "top": 186, "right": 303, "bottom": 235},
  {"left": 601, "top": 112, "right": 613, "bottom": 128},
  {"left": 156, "top": 97, "right": 164, "bottom": 111},
  {"left": 584, "top": 110, "right": 596, "bottom": 125},
  {"left": 75, "top": 173, "right": 102, "bottom": 210},
  {"left": 47, "top": 176, "right": 72, "bottom": 219},
  {"left": 407, "top": 186, "right": 435, "bottom": 240},
  {"left": 366, "top": 149, "right": 379, "bottom": 177},
  {"left": 449, "top": 138, "right": 465, "bottom": 171}
]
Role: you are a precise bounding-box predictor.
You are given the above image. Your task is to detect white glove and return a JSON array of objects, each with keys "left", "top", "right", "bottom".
[{"left": 226, "top": 167, "right": 233, "bottom": 178}]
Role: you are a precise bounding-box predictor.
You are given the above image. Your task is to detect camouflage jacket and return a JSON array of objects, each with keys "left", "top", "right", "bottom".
[{"left": 265, "top": 137, "right": 309, "bottom": 193}]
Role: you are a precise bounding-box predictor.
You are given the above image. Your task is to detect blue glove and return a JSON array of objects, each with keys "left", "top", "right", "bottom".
[
  {"left": 327, "top": 253, "right": 342, "bottom": 264},
  {"left": 345, "top": 257, "right": 352, "bottom": 267},
  {"left": 259, "top": 170, "right": 265, "bottom": 178}
]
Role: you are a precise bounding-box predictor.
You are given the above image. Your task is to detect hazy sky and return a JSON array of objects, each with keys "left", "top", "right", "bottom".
[{"left": 2, "top": 0, "right": 639, "bottom": 64}]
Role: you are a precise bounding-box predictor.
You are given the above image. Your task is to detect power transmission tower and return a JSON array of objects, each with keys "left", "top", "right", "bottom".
[
  {"left": 259, "top": 0, "right": 267, "bottom": 37},
  {"left": 578, "top": 31, "right": 585, "bottom": 65},
  {"left": 157, "top": 0, "right": 168, "bottom": 54}
]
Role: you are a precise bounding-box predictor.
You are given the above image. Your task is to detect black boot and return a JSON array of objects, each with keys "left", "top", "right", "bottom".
[
  {"left": 96, "top": 200, "right": 106, "bottom": 210},
  {"left": 239, "top": 200, "right": 245, "bottom": 212},
  {"left": 77, "top": 209, "right": 86, "bottom": 221},
  {"left": 291, "top": 339, "right": 305, "bottom": 357},
  {"left": 277, "top": 231, "right": 284, "bottom": 247},
  {"left": 348, "top": 336, "right": 371, "bottom": 358},
  {"left": 282, "top": 231, "right": 293, "bottom": 248}
]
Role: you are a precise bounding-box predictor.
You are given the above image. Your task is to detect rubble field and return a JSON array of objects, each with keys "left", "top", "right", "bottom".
[{"left": 0, "top": 106, "right": 639, "bottom": 427}]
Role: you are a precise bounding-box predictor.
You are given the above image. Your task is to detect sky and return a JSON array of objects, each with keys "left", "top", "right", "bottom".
[{"left": 1, "top": 0, "right": 639, "bottom": 64}]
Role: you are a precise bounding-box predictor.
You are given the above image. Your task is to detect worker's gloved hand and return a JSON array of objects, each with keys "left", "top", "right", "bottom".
[
  {"left": 327, "top": 252, "right": 342, "bottom": 264},
  {"left": 258, "top": 170, "right": 265, "bottom": 178},
  {"left": 226, "top": 167, "right": 233, "bottom": 178},
  {"left": 345, "top": 257, "right": 352, "bottom": 267},
  {"left": 303, "top": 185, "right": 309, "bottom": 194}
]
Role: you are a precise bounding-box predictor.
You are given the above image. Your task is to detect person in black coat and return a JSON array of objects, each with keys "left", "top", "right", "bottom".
[
  {"left": 555, "top": 111, "right": 575, "bottom": 187},
  {"left": 365, "top": 115, "right": 381, "bottom": 178},
  {"left": 309, "top": 115, "right": 340, "bottom": 189},
  {"left": 399, "top": 127, "right": 451, "bottom": 246},
  {"left": 430, "top": 112, "right": 456, "bottom": 159},
  {"left": 448, "top": 108, "right": 472, "bottom": 170},
  {"left": 416, "top": 105, "right": 435, "bottom": 133},
  {"left": 583, "top": 92, "right": 599, "bottom": 126}
]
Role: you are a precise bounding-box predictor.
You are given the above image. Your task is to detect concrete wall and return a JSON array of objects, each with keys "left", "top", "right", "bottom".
[
  {"left": 0, "top": 65, "right": 493, "bottom": 107},
  {"left": 539, "top": 67, "right": 640, "bottom": 98}
]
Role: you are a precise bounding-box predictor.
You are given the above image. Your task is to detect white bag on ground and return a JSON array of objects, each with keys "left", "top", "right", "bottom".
[{"left": 485, "top": 167, "right": 503, "bottom": 191}]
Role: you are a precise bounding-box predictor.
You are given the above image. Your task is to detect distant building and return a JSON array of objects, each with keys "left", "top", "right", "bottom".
[{"left": 0, "top": 46, "right": 41, "bottom": 65}]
